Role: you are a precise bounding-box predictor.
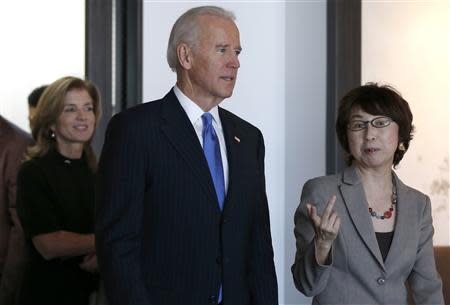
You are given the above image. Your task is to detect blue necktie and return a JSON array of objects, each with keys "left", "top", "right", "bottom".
[
  {"left": 202, "top": 113, "right": 225, "bottom": 210},
  {"left": 201, "top": 113, "right": 224, "bottom": 303}
]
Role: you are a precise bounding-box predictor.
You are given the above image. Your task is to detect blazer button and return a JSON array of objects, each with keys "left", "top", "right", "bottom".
[
  {"left": 208, "top": 295, "right": 217, "bottom": 303},
  {"left": 377, "top": 277, "right": 386, "bottom": 285}
]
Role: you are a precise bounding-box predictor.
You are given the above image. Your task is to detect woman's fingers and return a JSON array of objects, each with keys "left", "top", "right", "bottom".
[
  {"left": 326, "top": 211, "right": 338, "bottom": 230},
  {"left": 322, "top": 195, "right": 336, "bottom": 220},
  {"left": 333, "top": 215, "right": 341, "bottom": 232},
  {"left": 307, "top": 204, "right": 321, "bottom": 227},
  {"left": 307, "top": 195, "right": 340, "bottom": 242},
  {"left": 79, "top": 254, "right": 98, "bottom": 273},
  {"left": 306, "top": 203, "right": 312, "bottom": 216}
]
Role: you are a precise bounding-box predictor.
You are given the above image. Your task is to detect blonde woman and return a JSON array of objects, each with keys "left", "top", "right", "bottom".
[{"left": 16, "top": 76, "right": 102, "bottom": 305}]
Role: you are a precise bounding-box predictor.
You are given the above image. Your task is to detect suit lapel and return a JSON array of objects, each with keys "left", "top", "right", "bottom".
[
  {"left": 384, "top": 173, "right": 414, "bottom": 270},
  {"left": 159, "top": 90, "right": 220, "bottom": 211},
  {"left": 339, "top": 166, "right": 386, "bottom": 270},
  {"left": 218, "top": 107, "right": 239, "bottom": 212}
]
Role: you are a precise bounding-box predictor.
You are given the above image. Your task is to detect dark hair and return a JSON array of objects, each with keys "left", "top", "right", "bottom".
[
  {"left": 336, "top": 83, "right": 414, "bottom": 167},
  {"left": 28, "top": 85, "right": 48, "bottom": 108}
]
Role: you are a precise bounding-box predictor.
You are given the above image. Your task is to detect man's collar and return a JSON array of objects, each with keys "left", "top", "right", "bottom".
[{"left": 174, "top": 85, "right": 220, "bottom": 125}]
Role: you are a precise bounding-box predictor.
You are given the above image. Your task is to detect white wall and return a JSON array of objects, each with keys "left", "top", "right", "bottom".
[
  {"left": 142, "top": 1, "right": 327, "bottom": 304},
  {"left": 362, "top": 0, "right": 450, "bottom": 245},
  {"left": 0, "top": 0, "right": 85, "bottom": 132}
]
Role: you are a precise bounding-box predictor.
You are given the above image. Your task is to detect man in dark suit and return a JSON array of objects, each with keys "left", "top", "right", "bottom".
[{"left": 95, "top": 6, "right": 278, "bottom": 305}]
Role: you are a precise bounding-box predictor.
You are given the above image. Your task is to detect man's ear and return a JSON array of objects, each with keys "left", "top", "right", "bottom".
[{"left": 177, "top": 43, "right": 193, "bottom": 70}]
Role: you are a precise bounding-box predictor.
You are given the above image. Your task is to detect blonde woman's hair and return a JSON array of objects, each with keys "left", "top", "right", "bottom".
[{"left": 27, "top": 76, "right": 102, "bottom": 171}]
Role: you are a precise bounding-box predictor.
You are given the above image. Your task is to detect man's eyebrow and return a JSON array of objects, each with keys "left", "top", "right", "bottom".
[{"left": 215, "top": 44, "right": 242, "bottom": 51}]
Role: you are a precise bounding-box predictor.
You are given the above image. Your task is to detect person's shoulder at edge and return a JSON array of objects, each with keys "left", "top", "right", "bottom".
[
  {"left": 303, "top": 171, "right": 342, "bottom": 190},
  {"left": 219, "top": 106, "right": 262, "bottom": 136},
  {"left": 17, "top": 156, "right": 45, "bottom": 180},
  {"left": 394, "top": 172, "right": 430, "bottom": 207},
  {"left": 299, "top": 171, "right": 344, "bottom": 211},
  {"left": 107, "top": 93, "right": 176, "bottom": 132},
  {"left": 115, "top": 98, "right": 165, "bottom": 120},
  {"left": 0, "top": 115, "right": 32, "bottom": 146}
]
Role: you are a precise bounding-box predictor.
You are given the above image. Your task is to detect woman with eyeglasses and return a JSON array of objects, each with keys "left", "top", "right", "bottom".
[{"left": 291, "top": 83, "right": 444, "bottom": 304}]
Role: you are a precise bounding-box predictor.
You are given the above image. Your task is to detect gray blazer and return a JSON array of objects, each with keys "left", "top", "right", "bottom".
[{"left": 292, "top": 166, "right": 444, "bottom": 305}]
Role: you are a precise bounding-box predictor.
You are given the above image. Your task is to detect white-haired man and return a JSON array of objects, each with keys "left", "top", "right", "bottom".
[{"left": 96, "top": 6, "right": 278, "bottom": 305}]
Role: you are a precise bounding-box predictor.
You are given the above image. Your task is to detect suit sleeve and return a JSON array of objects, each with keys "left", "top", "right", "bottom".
[
  {"left": 0, "top": 145, "right": 28, "bottom": 305},
  {"left": 95, "top": 114, "right": 150, "bottom": 305},
  {"left": 248, "top": 131, "right": 278, "bottom": 305},
  {"left": 291, "top": 179, "right": 333, "bottom": 297},
  {"left": 408, "top": 195, "right": 444, "bottom": 305}
]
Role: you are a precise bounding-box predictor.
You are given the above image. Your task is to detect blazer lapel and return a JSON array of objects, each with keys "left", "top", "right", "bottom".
[
  {"left": 218, "top": 107, "right": 239, "bottom": 212},
  {"left": 384, "top": 173, "right": 414, "bottom": 270},
  {"left": 159, "top": 90, "right": 220, "bottom": 211},
  {"left": 339, "top": 166, "right": 386, "bottom": 270}
]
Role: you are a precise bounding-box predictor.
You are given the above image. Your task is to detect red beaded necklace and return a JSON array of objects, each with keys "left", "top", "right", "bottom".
[{"left": 368, "top": 176, "right": 397, "bottom": 220}]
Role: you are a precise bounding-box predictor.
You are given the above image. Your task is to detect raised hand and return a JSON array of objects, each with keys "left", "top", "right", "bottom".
[{"left": 307, "top": 195, "right": 341, "bottom": 264}]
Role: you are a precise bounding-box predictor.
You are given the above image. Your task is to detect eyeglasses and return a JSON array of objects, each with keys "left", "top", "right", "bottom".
[{"left": 347, "top": 116, "right": 393, "bottom": 131}]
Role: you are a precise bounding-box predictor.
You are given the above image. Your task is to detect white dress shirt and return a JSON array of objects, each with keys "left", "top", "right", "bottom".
[{"left": 174, "top": 85, "right": 229, "bottom": 193}]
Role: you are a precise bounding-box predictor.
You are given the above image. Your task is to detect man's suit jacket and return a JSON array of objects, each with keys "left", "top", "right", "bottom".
[
  {"left": 292, "top": 166, "right": 444, "bottom": 305},
  {"left": 95, "top": 90, "right": 278, "bottom": 305},
  {"left": 0, "top": 116, "right": 32, "bottom": 305}
]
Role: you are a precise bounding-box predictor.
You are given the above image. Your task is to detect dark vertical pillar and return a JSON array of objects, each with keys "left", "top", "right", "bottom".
[
  {"left": 124, "top": 0, "right": 143, "bottom": 108},
  {"left": 115, "top": 0, "right": 143, "bottom": 111},
  {"left": 326, "top": 0, "right": 361, "bottom": 174},
  {"left": 86, "top": 0, "right": 113, "bottom": 157},
  {"left": 86, "top": 0, "right": 142, "bottom": 156}
]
